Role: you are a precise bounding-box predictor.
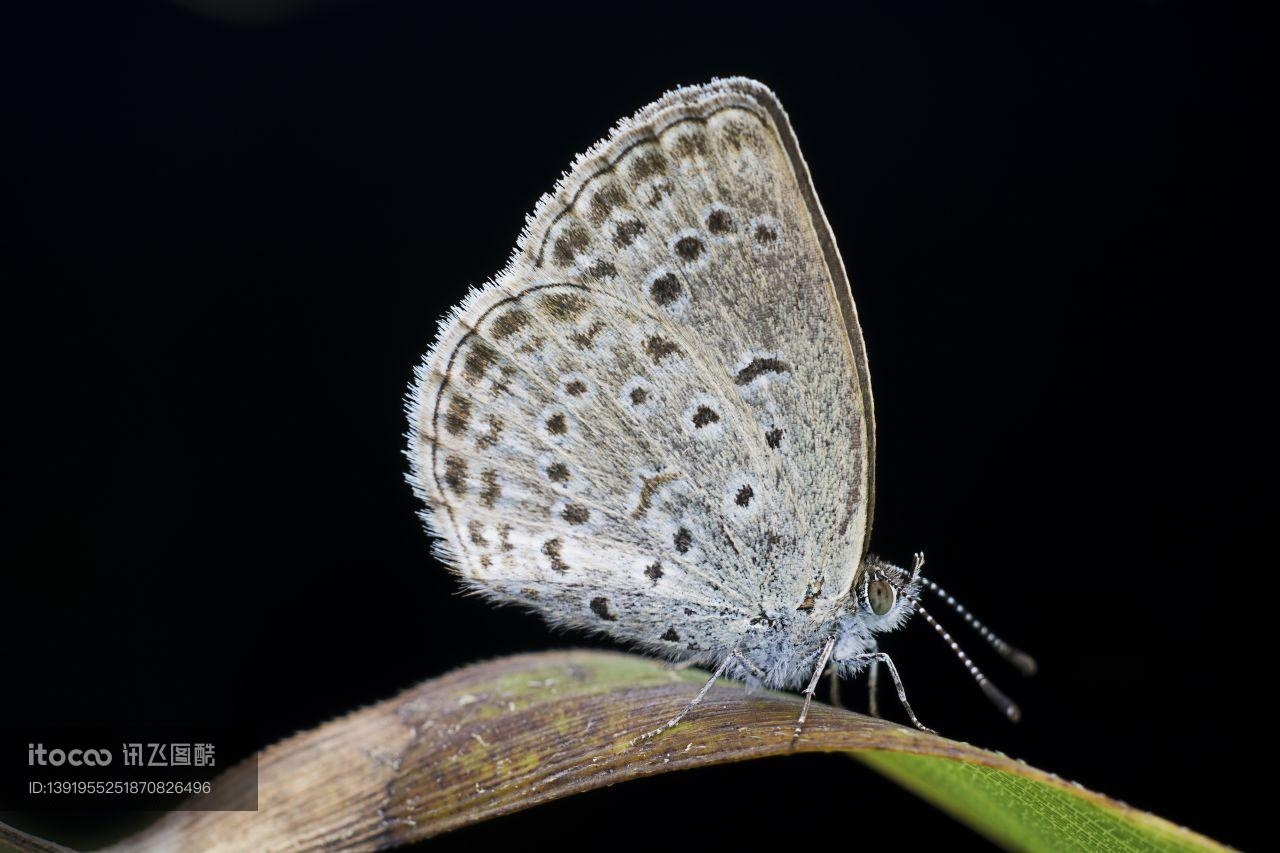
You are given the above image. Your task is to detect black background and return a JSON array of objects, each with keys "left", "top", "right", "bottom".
[{"left": 5, "top": 2, "right": 1272, "bottom": 849}]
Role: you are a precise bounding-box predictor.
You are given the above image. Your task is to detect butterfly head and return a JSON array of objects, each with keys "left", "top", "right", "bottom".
[
  {"left": 853, "top": 553, "right": 923, "bottom": 634},
  {"left": 846, "top": 551, "right": 1037, "bottom": 723}
]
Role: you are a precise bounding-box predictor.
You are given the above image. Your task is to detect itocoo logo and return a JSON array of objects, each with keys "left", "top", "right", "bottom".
[{"left": 28, "top": 743, "right": 113, "bottom": 766}]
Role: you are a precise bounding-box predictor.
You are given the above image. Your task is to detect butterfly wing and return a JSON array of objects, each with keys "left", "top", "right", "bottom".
[{"left": 407, "top": 78, "right": 875, "bottom": 658}]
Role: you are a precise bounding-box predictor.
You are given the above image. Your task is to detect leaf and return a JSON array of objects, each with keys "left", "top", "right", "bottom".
[{"left": 5, "top": 651, "right": 1226, "bottom": 852}]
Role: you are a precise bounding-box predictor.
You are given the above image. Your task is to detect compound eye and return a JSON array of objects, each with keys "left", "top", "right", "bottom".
[{"left": 867, "top": 578, "right": 897, "bottom": 616}]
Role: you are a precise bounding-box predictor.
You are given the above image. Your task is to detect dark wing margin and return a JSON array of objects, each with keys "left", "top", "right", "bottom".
[{"left": 718, "top": 78, "right": 877, "bottom": 547}]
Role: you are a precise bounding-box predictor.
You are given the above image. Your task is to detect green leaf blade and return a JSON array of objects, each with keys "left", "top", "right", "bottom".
[{"left": 858, "top": 751, "right": 1222, "bottom": 852}]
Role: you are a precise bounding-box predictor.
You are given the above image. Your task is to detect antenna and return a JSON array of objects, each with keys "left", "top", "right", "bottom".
[
  {"left": 921, "top": 574, "right": 1038, "bottom": 676},
  {"left": 905, "top": 593, "right": 1023, "bottom": 723},
  {"left": 906, "top": 552, "right": 1037, "bottom": 676}
]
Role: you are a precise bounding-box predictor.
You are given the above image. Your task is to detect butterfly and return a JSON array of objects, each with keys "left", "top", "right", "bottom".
[{"left": 405, "top": 78, "right": 1033, "bottom": 739}]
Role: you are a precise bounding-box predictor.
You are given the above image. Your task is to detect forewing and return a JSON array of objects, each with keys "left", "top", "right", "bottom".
[{"left": 407, "top": 78, "right": 874, "bottom": 656}]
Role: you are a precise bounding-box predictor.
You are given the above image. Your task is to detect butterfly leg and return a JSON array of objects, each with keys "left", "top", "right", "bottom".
[
  {"left": 632, "top": 650, "right": 739, "bottom": 745},
  {"left": 867, "top": 656, "right": 881, "bottom": 717},
  {"left": 827, "top": 663, "right": 843, "bottom": 709},
  {"left": 738, "top": 655, "right": 767, "bottom": 680},
  {"left": 850, "top": 652, "right": 933, "bottom": 733},
  {"left": 794, "top": 635, "right": 838, "bottom": 738}
]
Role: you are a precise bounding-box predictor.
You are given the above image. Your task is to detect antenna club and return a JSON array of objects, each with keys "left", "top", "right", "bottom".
[
  {"left": 980, "top": 679, "right": 1022, "bottom": 723},
  {"left": 1009, "top": 650, "right": 1039, "bottom": 677}
]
